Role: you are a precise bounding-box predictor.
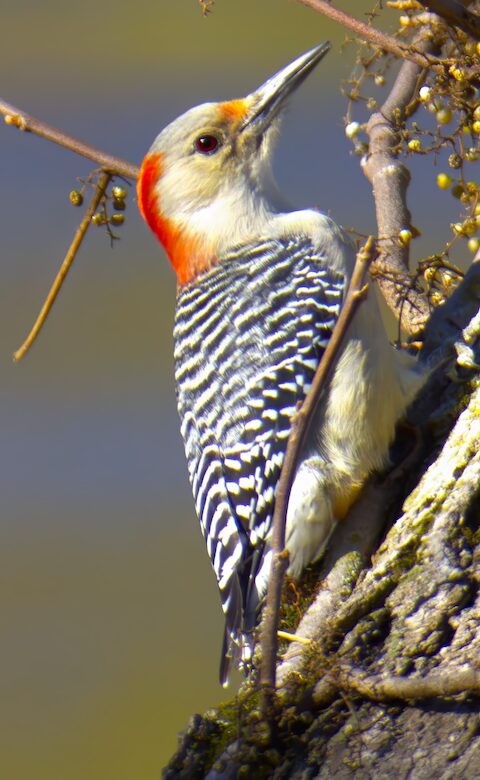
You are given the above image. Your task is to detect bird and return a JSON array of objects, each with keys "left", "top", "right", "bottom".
[{"left": 137, "top": 43, "right": 423, "bottom": 685}]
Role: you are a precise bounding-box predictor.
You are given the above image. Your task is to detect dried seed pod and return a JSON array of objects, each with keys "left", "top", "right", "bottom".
[{"left": 448, "top": 153, "right": 462, "bottom": 169}]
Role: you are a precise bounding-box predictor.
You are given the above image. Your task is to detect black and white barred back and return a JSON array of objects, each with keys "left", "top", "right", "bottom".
[{"left": 173, "top": 235, "right": 346, "bottom": 681}]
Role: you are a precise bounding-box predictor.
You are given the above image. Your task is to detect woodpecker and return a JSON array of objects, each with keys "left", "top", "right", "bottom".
[{"left": 137, "top": 44, "right": 423, "bottom": 684}]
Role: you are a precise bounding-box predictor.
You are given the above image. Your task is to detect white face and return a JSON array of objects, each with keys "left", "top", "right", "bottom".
[{"left": 147, "top": 99, "right": 281, "bottom": 221}]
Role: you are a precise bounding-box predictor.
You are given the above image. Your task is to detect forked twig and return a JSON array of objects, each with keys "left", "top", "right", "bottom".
[
  {"left": 13, "top": 171, "right": 112, "bottom": 362},
  {"left": 259, "top": 236, "right": 375, "bottom": 716}
]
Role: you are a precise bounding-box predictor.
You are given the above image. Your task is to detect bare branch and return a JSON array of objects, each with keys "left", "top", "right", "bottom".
[
  {"left": 295, "top": 0, "right": 447, "bottom": 69},
  {"left": 13, "top": 171, "right": 112, "bottom": 362},
  {"left": 0, "top": 99, "right": 139, "bottom": 180},
  {"left": 259, "top": 237, "right": 374, "bottom": 715},
  {"left": 313, "top": 664, "right": 480, "bottom": 706},
  {"left": 418, "top": 0, "right": 480, "bottom": 40}
]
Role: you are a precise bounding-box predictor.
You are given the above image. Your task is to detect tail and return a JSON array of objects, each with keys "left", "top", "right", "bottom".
[
  {"left": 218, "top": 545, "right": 266, "bottom": 685},
  {"left": 219, "top": 626, "right": 234, "bottom": 687},
  {"left": 219, "top": 624, "right": 255, "bottom": 687}
]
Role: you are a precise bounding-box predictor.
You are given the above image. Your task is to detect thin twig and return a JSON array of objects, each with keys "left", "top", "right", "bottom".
[
  {"left": 277, "top": 630, "right": 312, "bottom": 646},
  {"left": 259, "top": 237, "right": 375, "bottom": 716},
  {"left": 0, "top": 99, "right": 139, "bottom": 180},
  {"left": 417, "top": 0, "right": 480, "bottom": 40},
  {"left": 13, "top": 171, "right": 112, "bottom": 362},
  {"left": 295, "top": 0, "right": 447, "bottom": 70}
]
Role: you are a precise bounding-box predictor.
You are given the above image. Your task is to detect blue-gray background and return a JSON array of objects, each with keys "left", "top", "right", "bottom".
[{"left": 0, "top": 1, "right": 461, "bottom": 776}]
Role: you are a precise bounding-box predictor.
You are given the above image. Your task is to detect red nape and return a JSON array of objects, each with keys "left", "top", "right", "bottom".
[
  {"left": 137, "top": 151, "right": 164, "bottom": 231},
  {"left": 137, "top": 151, "right": 215, "bottom": 285}
]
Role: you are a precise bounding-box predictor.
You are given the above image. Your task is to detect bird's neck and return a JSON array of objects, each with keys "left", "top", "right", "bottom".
[{"left": 138, "top": 153, "right": 287, "bottom": 285}]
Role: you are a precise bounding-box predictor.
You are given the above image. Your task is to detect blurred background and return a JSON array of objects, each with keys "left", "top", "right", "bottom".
[{"left": 0, "top": 1, "right": 463, "bottom": 777}]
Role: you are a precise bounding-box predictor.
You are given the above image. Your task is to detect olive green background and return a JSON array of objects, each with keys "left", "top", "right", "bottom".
[{"left": 0, "top": 2, "right": 457, "bottom": 777}]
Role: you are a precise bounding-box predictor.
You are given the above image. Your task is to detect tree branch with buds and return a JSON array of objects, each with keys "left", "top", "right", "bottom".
[
  {"left": 1, "top": 99, "right": 140, "bottom": 358},
  {"left": 296, "top": 0, "right": 448, "bottom": 69},
  {"left": 363, "top": 35, "right": 435, "bottom": 334}
]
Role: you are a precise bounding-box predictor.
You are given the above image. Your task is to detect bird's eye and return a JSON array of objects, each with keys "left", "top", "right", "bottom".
[{"left": 195, "top": 134, "right": 220, "bottom": 154}]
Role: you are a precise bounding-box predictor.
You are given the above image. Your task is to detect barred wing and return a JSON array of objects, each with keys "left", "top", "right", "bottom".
[{"left": 174, "top": 236, "right": 346, "bottom": 676}]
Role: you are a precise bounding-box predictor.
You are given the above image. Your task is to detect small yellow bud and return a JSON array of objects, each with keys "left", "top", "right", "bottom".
[
  {"left": 473, "top": 106, "right": 480, "bottom": 122},
  {"left": 466, "top": 148, "right": 479, "bottom": 162},
  {"left": 430, "top": 291, "right": 445, "bottom": 307},
  {"left": 463, "top": 219, "right": 477, "bottom": 236},
  {"left": 451, "top": 184, "right": 464, "bottom": 199},
  {"left": 437, "top": 173, "right": 452, "bottom": 190},
  {"left": 452, "top": 220, "right": 477, "bottom": 237},
  {"left": 468, "top": 237, "right": 480, "bottom": 253},
  {"left": 399, "top": 15, "right": 411, "bottom": 26},
  {"left": 437, "top": 107, "right": 453, "bottom": 125},
  {"left": 474, "top": 203, "right": 480, "bottom": 216},
  {"left": 473, "top": 121, "right": 480, "bottom": 134},
  {"left": 92, "top": 213, "right": 106, "bottom": 226},
  {"left": 69, "top": 190, "right": 83, "bottom": 207},
  {"left": 113, "top": 198, "right": 126, "bottom": 211},
  {"left": 4, "top": 113, "right": 27, "bottom": 130},
  {"left": 399, "top": 229, "right": 413, "bottom": 246},
  {"left": 112, "top": 186, "right": 128, "bottom": 200},
  {"left": 374, "top": 74, "right": 385, "bottom": 86},
  {"left": 408, "top": 139, "right": 421, "bottom": 152},
  {"left": 110, "top": 213, "right": 125, "bottom": 226},
  {"left": 345, "top": 121, "right": 360, "bottom": 139},
  {"left": 449, "top": 66, "right": 465, "bottom": 82},
  {"left": 419, "top": 86, "right": 431, "bottom": 102}
]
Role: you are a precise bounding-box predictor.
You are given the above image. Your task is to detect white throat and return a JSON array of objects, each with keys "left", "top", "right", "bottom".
[{"left": 178, "top": 174, "right": 290, "bottom": 254}]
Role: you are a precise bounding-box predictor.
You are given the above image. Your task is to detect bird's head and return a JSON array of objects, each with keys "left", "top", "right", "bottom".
[{"left": 137, "top": 43, "right": 330, "bottom": 284}]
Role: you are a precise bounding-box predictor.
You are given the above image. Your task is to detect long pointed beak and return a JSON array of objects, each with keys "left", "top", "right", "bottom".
[{"left": 242, "top": 43, "right": 331, "bottom": 132}]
